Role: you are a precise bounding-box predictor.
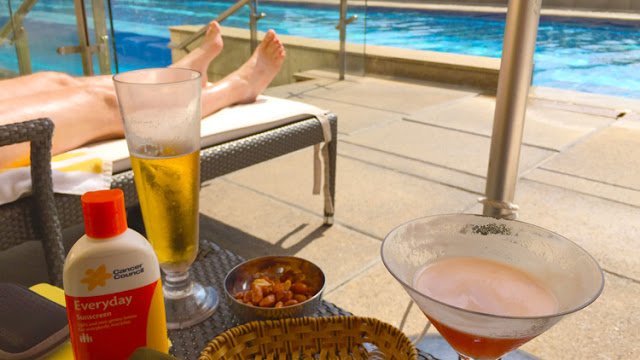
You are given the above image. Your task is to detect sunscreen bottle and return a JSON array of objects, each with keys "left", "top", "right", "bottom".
[{"left": 63, "top": 189, "right": 168, "bottom": 360}]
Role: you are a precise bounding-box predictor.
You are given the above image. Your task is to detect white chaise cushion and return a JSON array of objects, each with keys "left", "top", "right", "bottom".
[
  {"left": 0, "top": 96, "right": 330, "bottom": 205},
  {"left": 87, "top": 95, "right": 328, "bottom": 173}
]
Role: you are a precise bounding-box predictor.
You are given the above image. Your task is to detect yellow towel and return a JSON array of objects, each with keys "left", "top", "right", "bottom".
[
  {"left": 30, "top": 283, "right": 73, "bottom": 360},
  {"left": 0, "top": 149, "right": 112, "bottom": 205}
]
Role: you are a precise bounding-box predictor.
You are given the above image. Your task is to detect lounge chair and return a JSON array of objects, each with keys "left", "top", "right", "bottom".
[{"left": 0, "top": 96, "right": 338, "bottom": 286}]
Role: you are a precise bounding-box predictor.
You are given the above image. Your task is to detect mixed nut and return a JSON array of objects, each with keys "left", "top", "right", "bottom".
[{"left": 233, "top": 270, "right": 317, "bottom": 308}]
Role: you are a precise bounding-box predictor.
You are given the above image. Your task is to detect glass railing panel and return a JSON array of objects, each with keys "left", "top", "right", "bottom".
[
  {"left": 3, "top": 0, "right": 371, "bottom": 83},
  {"left": 108, "top": 0, "right": 255, "bottom": 78},
  {"left": 360, "top": 6, "right": 505, "bottom": 91},
  {"left": 361, "top": 5, "right": 640, "bottom": 98},
  {"left": 84, "top": 0, "right": 116, "bottom": 75},
  {"left": 343, "top": 0, "right": 366, "bottom": 77},
  {"left": 110, "top": 0, "right": 370, "bottom": 84},
  {"left": 257, "top": 0, "right": 366, "bottom": 79},
  {"left": 0, "top": 0, "right": 20, "bottom": 77},
  {"left": 1, "top": 0, "right": 88, "bottom": 76}
]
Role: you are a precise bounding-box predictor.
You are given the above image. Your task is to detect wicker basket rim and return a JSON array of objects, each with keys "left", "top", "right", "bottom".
[{"left": 199, "top": 315, "right": 418, "bottom": 360}]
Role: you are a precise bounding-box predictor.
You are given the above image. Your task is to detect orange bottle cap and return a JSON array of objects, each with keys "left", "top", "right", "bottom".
[{"left": 81, "top": 189, "right": 128, "bottom": 239}]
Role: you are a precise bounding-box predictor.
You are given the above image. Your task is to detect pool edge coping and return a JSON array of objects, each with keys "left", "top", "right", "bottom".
[{"left": 264, "top": 0, "right": 640, "bottom": 22}]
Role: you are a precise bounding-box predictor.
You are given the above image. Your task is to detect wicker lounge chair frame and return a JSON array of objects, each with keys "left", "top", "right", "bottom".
[{"left": 0, "top": 113, "right": 338, "bottom": 286}]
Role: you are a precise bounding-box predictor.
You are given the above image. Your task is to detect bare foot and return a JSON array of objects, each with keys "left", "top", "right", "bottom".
[
  {"left": 229, "top": 30, "right": 286, "bottom": 103},
  {"left": 171, "top": 21, "right": 224, "bottom": 86}
]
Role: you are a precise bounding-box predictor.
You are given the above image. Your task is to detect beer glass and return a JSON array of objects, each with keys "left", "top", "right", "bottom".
[{"left": 113, "top": 68, "right": 218, "bottom": 329}]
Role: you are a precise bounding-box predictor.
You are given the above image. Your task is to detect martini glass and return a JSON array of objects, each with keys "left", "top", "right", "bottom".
[{"left": 381, "top": 214, "right": 604, "bottom": 360}]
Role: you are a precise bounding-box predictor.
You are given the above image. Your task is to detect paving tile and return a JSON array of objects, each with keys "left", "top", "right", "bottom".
[
  {"left": 528, "top": 96, "right": 624, "bottom": 119},
  {"left": 406, "top": 95, "right": 613, "bottom": 151},
  {"left": 525, "top": 168, "right": 640, "bottom": 207},
  {"left": 340, "top": 142, "right": 485, "bottom": 195},
  {"left": 344, "top": 120, "right": 555, "bottom": 178},
  {"left": 615, "top": 116, "right": 640, "bottom": 130},
  {"left": 530, "top": 86, "right": 640, "bottom": 114},
  {"left": 513, "top": 180, "right": 640, "bottom": 281},
  {"left": 521, "top": 273, "right": 640, "bottom": 360},
  {"left": 299, "top": 76, "right": 477, "bottom": 114},
  {"left": 281, "top": 95, "right": 403, "bottom": 135},
  {"left": 223, "top": 149, "right": 480, "bottom": 239},
  {"left": 266, "top": 77, "right": 404, "bottom": 135},
  {"left": 264, "top": 78, "right": 343, "bottom": 99},
  {"left": 541, "top": 121, "right": 640, "bottom": 190},
  {"left": 198, "top": 180, "right": 381, "bottom": 292},
  {"left": 324, "top": 261, "right": 430, "bottom": 337}
]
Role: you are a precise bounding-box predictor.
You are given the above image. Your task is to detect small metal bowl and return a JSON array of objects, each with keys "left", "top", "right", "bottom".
[{"left": 224, "top": 256, "right": 325, "bottom": 323}]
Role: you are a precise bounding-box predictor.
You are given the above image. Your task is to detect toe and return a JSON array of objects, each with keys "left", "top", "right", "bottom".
[
  {"left": 265, "top": 30, "right": 275, "bottom": 42},
  {"left": 208, "top": 21, "right": 220, "bottom": 34},
  {"left": 205, "top": 22, "right": 217, "bottom": 38}
]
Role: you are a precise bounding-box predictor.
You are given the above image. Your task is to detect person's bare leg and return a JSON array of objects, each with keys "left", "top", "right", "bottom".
[
  {"left": 0, "top": 85, "right": 122, "bottom": 168},
  {"left": 0, "top": 20, "right": 223, "bottom": 101},
  {"left": 0, "top": 29, "right": 283, "bottom": 168},
  {"left": 171, "top": 21, "right": 223, "bottom": 86},
  {"left": 200, "top": 30, "right": 285, "bottom": 116},
  {"left": 0, "top": 72, "right": 84, "bottom": 101},
  {"left": 76, "top": 21, "right": 224, "bottom": 89}
]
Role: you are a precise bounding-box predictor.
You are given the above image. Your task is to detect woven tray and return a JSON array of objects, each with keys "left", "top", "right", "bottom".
[{"left": 199, "top": 316, "right": 418, "bottom": 360}]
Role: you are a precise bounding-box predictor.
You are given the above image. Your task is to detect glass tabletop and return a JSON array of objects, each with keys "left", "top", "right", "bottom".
[{"left": 168, "top": 240, "right": 439, "bottom": 360}]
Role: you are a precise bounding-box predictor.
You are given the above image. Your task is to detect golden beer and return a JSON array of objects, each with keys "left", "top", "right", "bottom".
[
  {"left": 115, "top": 68, "right": 218, "bottom": 329},
  {"left": 131, "top": 149, "right": 199, "bottom": 273}
]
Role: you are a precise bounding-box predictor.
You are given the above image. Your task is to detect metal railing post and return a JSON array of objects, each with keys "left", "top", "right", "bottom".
[
  {"left": 338, "top": 0, "right": 347, "bottom": 80},
  {"left": 167, "top": 0, "right": 263, "bottom": 53},
  {"left": 482, "top": 0, "right": 542, "bottom": 219},
  {"left": 14, "top": 26, "right": 32, "bottom": 75},
  {"left": 0, "top": 0, "right": 38, "bottom": 46},
  {"left": 57, "top": 0, "right": 113, "bottom": 74},
  {"left": 335, "top": 0, "right": 357, "bottom": 81},
  {"left": 73, "top": 0, "right": 94, "bottom": 75},
  {"left": 249, "top": 0, "right": 259, "bottom": 53},
  {"left": 1, "top": 0, "right": 39, "bottom": 74},
  {"left": 91, "top": 0, "right": 111, "bottom": 74}
]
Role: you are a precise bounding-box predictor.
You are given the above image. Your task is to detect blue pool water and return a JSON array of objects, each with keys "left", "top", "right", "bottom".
[{"left": 1, "top": 0, "right": 639, "bottom": 98}]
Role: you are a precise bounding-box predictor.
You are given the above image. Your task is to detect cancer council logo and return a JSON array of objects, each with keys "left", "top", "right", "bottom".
[{"left": 81, "top": 264, "right": 112, "bottom": 291}]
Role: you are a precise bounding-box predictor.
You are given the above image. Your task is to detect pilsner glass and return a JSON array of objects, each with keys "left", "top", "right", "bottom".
[
  {"left": 382, "top": 214, "right": 604, "bottom": 360},
  {"left": 113, "top": 68, "right": 218, "bottom": 329}
]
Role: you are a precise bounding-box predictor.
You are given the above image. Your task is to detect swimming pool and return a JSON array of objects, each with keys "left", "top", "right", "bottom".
[{"left": 1, "top": 1, "right": 639, "bottom": 98}]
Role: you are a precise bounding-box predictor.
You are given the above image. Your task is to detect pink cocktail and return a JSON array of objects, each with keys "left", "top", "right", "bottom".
[{"left": 381, "top": 214, "right": 604, "bottom": 360}]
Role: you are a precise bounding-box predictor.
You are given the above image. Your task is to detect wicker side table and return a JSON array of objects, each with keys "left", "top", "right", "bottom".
[{"left": 169, "top": 241, "right": 438, "bottom": 360}]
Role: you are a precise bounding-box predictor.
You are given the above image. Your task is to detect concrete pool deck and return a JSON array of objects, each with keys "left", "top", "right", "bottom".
[
  {"left": 0, "top": 70, "right": 636, "bottom": 358},
  {"left": 197, "top": 71, "right": 640, "bottom": 359}
]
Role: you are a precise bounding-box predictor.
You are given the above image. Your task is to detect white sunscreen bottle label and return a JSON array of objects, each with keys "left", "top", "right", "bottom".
[
  {"left": 64, "top": 189, "right": 168, "bottom": 360},
  {"left": 65, "top": 250, "right": 167, "bottom": 359}
]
